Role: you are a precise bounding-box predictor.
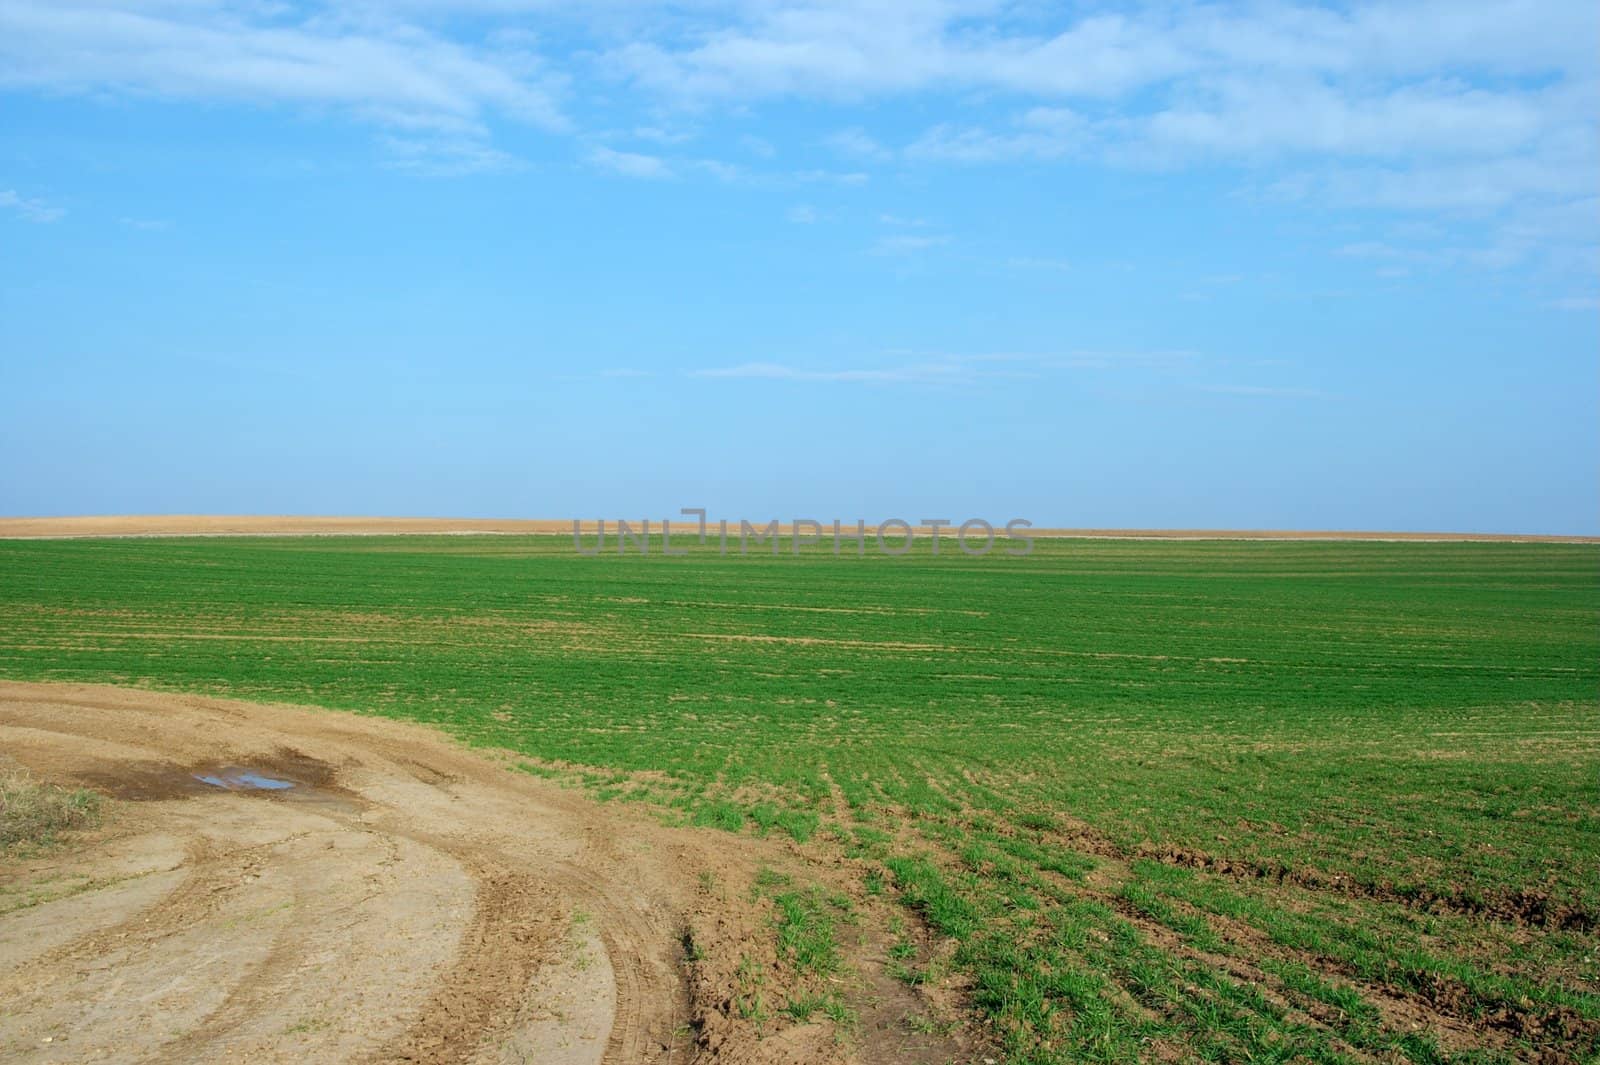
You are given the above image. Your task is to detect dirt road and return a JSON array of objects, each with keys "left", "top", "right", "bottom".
[{"left": 0, "top": 682, "right": 825, "bottom": 1064}]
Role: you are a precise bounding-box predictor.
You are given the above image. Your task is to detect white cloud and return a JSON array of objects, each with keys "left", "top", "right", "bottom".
[
  {"left": 1547, "top": 296, "right": 1599, "bottom": 311},
  {"left": 0, "top": 0, "right": 567, "bottom": 170},
  {"left": 382, "top": 134, "right": 519, "bottom": 176},
  {"left": 901, "top": 77, "right": 1591, "bottom": 196},
  {"left": 585, "top": 144, "right": 670, "bottom": 178},
  {"left": 584, "top": 0, "right": 1597, "bottom": 274},
  {"left": 601, "top": 1, "right": 1595, "bottom": 104},
  {"left": 1333, "top": 194, "right": 1599, "bottom": 273},
  {"left": 604, "top": 6, "right": 1192, "bottom": 101},
  {"left": 1137, "top": 79, "right": 1554, "bottom": 160},
  {"left": 908, "top": 107, "right": 1085, "bottom": 162},
  {"left": 787, "top": 203, "right": 820, "bottom": 224},
  {"left": 0, "top": 188, "right": 63, "bottom": 222},
  {"left": 0, "top": 0, "right": 1593, "bottom": 275}
]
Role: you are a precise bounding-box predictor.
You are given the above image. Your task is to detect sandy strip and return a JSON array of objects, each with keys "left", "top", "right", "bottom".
[{"left": 0, "top": 516, "right": 1591, "bottom": 543}]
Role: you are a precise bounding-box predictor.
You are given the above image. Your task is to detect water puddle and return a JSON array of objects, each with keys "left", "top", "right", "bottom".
[
  {"left": 74, "top": 750, "right": 354, "bottom": 807},
  {"left": 192, "top": 768, "right": 295, "bottom": 791}
]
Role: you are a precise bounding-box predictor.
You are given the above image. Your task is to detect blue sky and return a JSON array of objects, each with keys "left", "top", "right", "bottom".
[{"left": 1, "top": 1, "right": 1596, "bottom": 533}]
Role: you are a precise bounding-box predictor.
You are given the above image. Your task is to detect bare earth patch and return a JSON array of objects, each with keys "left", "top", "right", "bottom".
[{"left": 0, "top": 682, "right": 974, "bottom": 1065}]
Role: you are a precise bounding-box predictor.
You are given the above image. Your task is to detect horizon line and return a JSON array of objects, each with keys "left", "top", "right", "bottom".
[{"left": 1, "top": 516, "right": 1594, "bottom": 544}]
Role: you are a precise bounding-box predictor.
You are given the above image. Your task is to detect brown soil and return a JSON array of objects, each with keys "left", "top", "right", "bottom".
[
  {"left": 1017, "top": 811, "right": 1594, "bottom": 931},
  {"left": 0, "top": 516, "right": 1590, "bottom": 543},
  {"left": 0, "top": 682, "right": 974, "bottom": 1065},
  {"left": 1133, "top": 843, "right": 1596, "bottom": 932},
  {"left": 957, "top": 811, "right": 1595, "bottom": 1055}
]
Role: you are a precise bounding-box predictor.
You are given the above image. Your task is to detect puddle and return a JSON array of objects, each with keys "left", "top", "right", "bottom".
[
  {"left": 193, "top": 768, "right": 295, "bottom": 791},
  {"left": 71, "top": 748, "right": 342, "bottom": 802}
]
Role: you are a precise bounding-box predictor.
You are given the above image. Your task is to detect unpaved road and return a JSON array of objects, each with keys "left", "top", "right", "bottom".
[{"left": 0, "top": 682, "right": 801, "bottom": 1065}]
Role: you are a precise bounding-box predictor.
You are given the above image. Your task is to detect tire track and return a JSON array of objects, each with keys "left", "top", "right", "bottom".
[{"left": 0, "top": 681, "right": 751, "bottom": 1065}]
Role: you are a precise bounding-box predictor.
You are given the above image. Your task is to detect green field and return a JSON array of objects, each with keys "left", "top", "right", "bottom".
[{"left": 1, "top": 535, "right": 1596, "bottom": 1062}]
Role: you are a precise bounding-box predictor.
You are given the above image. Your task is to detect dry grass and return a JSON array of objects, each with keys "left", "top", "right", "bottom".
[{"left": 0, "top": 770, "right": 101, "bottom": 850}]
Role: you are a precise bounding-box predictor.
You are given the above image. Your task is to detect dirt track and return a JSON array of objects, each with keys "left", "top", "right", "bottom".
[{"left": 0, "top": 682, "right": 832, "bottom": 1065}]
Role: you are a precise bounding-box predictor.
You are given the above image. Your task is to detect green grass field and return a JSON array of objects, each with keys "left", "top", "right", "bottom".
[{"left": 1, "top": 535, "right": 1595, "bottom": 1062}]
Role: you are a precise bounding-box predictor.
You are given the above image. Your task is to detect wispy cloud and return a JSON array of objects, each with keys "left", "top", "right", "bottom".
[
  {"left": 1339, "top": 241, "right": 1428, "bottom": 261},
  {"left": 1200, "top": 384, "right": 1328, "bottom": 398},
  {"left": 0, "top": 188, "right": 63, "bottom": 223},
  {"left": 585, "top": 145, "right": 670, "bottom": 179},
  {"left": 1547, "top": 296, "right": 1599, "bottom": 311},
  {"left": 588, "top": 0, "right": 1597, "bottom": 272},
  {"left": 1042, "top": 350, "right": 1199, "bottom": 370},
  {"left": 382, "top": 135, "right": 519, "bottom": 176},
  {"left": 1007, "top": 256, "right": 1072, "bottom": 271},
  {"left": 694, "top": 349, "right": 1206, "bottom": 386},
  {"left": 632, "top": 125, "right": 694, "bottom": 145},
  {"left": 907, "top": 108, "right": 1086, "bottom": 163},
  {"left": 871, "top": 234, "right": 949, "bottom": 255},
  {"left": 690, "top": 158, "right": 743, "bottom": 182},
  {"left": 119, "top": 216, "right": 169, "bottom": 231},
  {"left": 2, "top": 0, "right": 1592, "bottom": 281},
  {"left": 604, "top": 2, "right": 1593, "bottom": 115},
  {"left": 693, "top": 361, "right": 969, "bottom": 384},
  {"left": 1335, "top": 209, "right": 1598, "bottom": 275},
  {"left": 580, "top": 151, "right": 857, "bottom": 188},
  {"left": 0, "top": 1, "right": 567, "bottom": 172},
  {"left": 740, "top": 134, "right": 776, "bottom": 158},
  {"left": 826, "top": 127, "right": 891, "bottom": 162},
  {"left": 1178, "top": 271, "right": 1247, "bottom": 300},
  {"left": 792, "top": 169, "right": 869, "bottom": 186}
]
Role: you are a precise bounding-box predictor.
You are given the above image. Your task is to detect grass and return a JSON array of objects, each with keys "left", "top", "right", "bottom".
[
  {"left": 0, "top": 533, "right": 1595, "bottom": 1060},
  {"left": 0, "top": 769, "right": 101, "bottom": 851},
  {"left": 773, "top": 885, "right": 847, "bottom": 975},
  {"left": 751, "top": 865, "right": 858, "bottom": 1034}
]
